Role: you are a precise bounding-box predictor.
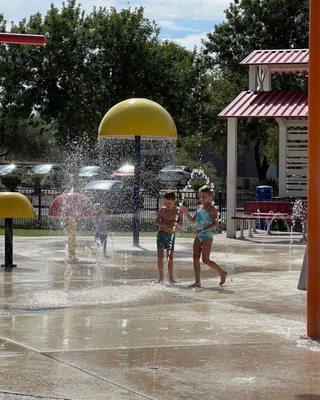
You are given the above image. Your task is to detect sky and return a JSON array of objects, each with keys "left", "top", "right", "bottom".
[{"left": 0, "top": 0, "right": 230, "bottom": 49}]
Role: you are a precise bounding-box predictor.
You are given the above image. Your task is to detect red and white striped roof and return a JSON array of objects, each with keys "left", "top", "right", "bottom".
[
  {"left": 219, "top": 91, "right": 308, "bottom": 119},
  {"left": 241, "top": 49, "right": 308, "bottom": 65}
]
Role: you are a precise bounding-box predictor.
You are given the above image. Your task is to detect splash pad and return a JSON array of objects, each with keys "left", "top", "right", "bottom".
[{"left": 0, "top": 192, "right": 35, "bottom": 268}]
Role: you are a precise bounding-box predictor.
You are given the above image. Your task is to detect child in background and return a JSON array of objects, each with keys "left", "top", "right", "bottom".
[
  {"left": 182, "top": 185, "right": 227, "bottom": 288},
  {"left": 93, "top": 203, "right": 108, "bottom": 257},
  {"left": 156, "top": 191, "right": 183, "bottom": 284}
]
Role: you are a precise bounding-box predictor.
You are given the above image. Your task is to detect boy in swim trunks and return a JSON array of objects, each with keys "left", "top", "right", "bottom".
[
  {"left": 181, "top": 185, "right": 227, "bottom": 288},
  {"left": 156, "top": 191, "right": 183, "bottom": 284}
]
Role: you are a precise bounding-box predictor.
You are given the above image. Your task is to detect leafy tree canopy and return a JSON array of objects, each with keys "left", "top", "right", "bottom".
[{"left": 202, "top": 0, "right": 309, "bottom": 182}]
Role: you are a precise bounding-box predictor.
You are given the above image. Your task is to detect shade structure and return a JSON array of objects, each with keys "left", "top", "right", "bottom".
[
  {"left": 240, "top": 49, "right": 309, "bottom": 66},
  {"left": 219, "top": 91, "right": 308, "bottom": 119},
  {"left": 0, "top": 33, "right": 46, "bottom": 46},
  {"left": 0, "top": 192, "right": 35, "bottom": 218},
  {"left": 49, "top": 193, "right": 93, "bottom": 218},
  {"left": 98, "top": 98, "right": 177, "bottom": 139}
]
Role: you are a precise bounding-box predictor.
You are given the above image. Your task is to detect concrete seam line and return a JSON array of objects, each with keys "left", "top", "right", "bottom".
[
  {"left": 0, "top": 389, "right": 70, "bottom": 400},
  {"left": 43, "top": 352, "right": 156, "bottom": 400},
  {"left": 0, "top": 335, "right": 153, "bottom": 400}
]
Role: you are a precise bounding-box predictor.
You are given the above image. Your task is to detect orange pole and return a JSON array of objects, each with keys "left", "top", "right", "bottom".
[{"left": 307, "top": 0, "right": 320, "bottom": 339}]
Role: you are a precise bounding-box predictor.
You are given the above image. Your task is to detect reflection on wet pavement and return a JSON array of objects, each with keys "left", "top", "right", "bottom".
[{"left": 0, "top": 235, "right": 315, "bottom": 400}]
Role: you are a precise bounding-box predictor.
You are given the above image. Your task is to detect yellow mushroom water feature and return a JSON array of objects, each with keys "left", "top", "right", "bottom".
[
  {"left": 98, "top": 98, "right": 177, "bottom": 246},
  {"left": 0, "top": 192, "right": 36, "bottom": 268}
]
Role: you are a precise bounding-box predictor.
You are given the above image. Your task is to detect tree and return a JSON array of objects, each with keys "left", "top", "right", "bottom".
[
  {"left": 0, "top": 1, "right": 208, "bottom": 153},
  {"left": 204, "top": 0, "right": 309, "bottom": 73},
  {"left": 0, "top": 116, "right": 58, "bottom": 161},
  {"left": 203, "top": 0, "right": 309, "bottom": 182}
]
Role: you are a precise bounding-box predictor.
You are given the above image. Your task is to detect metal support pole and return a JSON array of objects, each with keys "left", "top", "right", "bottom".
[
  {"left": 38, "top": 190, "right": 42, "bottom": 226},
  {"left": 133, "top": 135, "right": 141, "bottom": 247},
  {"left": 307, "top": 0, "right": 320, "bottom": 340},
  {"left": 2, "top": 218, "right": 16, "bottom": 268}
]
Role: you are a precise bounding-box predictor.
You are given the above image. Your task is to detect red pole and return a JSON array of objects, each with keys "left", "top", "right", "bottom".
[
  {"left": 307, "top": 0, "right": 320, "bottom": 340},
  {"left": 0, "top": 33, "right": 45, "bottom": 46}
]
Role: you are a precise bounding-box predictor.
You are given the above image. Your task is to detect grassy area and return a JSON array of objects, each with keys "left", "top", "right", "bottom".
[{"left": 0, "top": 228, "right": 195, "bottom": 238}]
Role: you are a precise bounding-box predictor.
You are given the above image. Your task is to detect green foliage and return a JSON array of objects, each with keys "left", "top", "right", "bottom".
[
  {"left": 22, "top": 172, "right": 41, "bottom": 191},
  {"left": 176, "top": 146, "right": 217, "bottom": 191},
  {"left": 23, "top": 172, "right": 54, "bottom": 191},
  {"left": 0, "top": 1, "right": 204, "bottom": 151},
  {"left": 202, "top": 0, "right": 309, "bottom": 180},
  {"left": 141, "top": 171, "right": 161, "bottom": 197},
  {"left": 51, "top": 170, "right": 65, "bottom": 190},
  {"left": 0, "top": 0, "right": 309, "bottom": 184},
  {"left": 1, "top": 173, "right": 22, "bottom": 191},
  {"left": 265, "top": 126, "right": 279, "bottom": 165},
  {"left": 204, "top": 0, "right": 309, "bottom": 74},
  {"left": 0, "top": 116, "right": 59, "bottom": 161}
]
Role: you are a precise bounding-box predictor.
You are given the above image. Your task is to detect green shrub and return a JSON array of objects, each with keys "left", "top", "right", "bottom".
[
  {"left": 1, "top": 173, "right": 22, "bottom": 191},
  {"left": 141, "top": 171, "right": 161, "bottom": 197}
]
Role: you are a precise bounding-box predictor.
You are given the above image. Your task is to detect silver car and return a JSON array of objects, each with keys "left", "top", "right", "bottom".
[
  {"left": 83, "top": 180, "right": 136, "bottom": 213},
  {"left": 158, "top": 165, "right": 191, "bottom": 185},
  {"left": 0, "top": 163, "right": 25, "bottom": 176},
  {"left": 32, "top": 164, "right": 63, "bottom": 177},
  {"left": 79, "top": 166, "right": 103, "bottom": 180}
]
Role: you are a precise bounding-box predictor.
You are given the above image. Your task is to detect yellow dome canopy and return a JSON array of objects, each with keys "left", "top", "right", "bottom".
[
  {"left": 0, "top": 192, "right": 36, "bottom": 218},
  {"left": 98, "top": 98, "right": 177, "bottom": 139}
]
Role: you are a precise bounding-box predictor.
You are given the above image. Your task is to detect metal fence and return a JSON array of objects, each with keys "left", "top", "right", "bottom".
[{"left": 0, "top": 187, "right": 261, "bottom": 232}]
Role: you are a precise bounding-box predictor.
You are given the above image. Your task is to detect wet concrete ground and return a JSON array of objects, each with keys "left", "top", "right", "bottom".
[{"left": 0, "top": 232, "right": 316, "bottom": 400}]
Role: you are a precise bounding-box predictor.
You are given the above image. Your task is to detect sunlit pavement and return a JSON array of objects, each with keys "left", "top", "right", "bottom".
[{"left": 0, "top": 232, "right": 315, "bottom": 400}]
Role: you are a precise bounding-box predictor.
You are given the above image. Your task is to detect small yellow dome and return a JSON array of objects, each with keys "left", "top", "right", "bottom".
[
  {"left": 98, "top": 98, "right": 177, "bottom": 139},
  {"left": 0, "top": 192, "right": 36, "bottom": 218}
]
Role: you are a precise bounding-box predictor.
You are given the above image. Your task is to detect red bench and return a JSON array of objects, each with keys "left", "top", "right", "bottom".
[
  {"left": 232, "top": 201, "right": 294, "bottom": 239},
  {"left": 244, "top": 201, "right": 293, "bottom": 214}
]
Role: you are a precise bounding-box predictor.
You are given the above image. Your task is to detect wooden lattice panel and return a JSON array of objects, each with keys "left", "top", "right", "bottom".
[{"left": 286, "top": 127, "right": 307, "bottom": 197}]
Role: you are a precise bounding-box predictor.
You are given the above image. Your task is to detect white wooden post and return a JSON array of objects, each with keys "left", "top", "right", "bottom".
[
  {"left": 262, "top": 67, "right": 271, "bottom": 91},
  {"left": 277, "top": 118, "right": 287, "bottom": 197},
  {"left": 249, "top": 66, "right": 258, "bottom": 91},
  {"left": 227, "top": 118, "right": 238, "bottom": 238}
]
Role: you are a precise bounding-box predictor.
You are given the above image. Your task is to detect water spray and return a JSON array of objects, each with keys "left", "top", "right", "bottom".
[{"left": 166, "top": 168, "right": 216, "bottom": 271}]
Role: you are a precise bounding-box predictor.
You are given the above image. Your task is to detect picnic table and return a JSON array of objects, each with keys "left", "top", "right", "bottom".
[{"left": 231, "top": 201, "right": 306, "bottom": 240}]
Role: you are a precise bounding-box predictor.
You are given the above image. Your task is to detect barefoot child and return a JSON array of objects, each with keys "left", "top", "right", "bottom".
[
  {"left": 182, "top": 185, "right": 227, "bottom": 288},
  {"left": 93, "top": 203, "right": 107, "bottom": 257},
  {"left": 156, "top": 191, "right": 183, "bottom": 284}
]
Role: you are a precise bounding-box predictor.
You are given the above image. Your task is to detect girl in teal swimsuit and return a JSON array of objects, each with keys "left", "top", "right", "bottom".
[
  {"left": 182, "top": 185, "right": 227, "bottom": 288},
  {"left": 195, "top": 205, "right": 215, "bottom": 242}
]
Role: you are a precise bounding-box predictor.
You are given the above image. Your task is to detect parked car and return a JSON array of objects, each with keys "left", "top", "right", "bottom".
[
  {"left": 83, "top": 179, "right": 141, "bottom": 213},
  {"left": 79, "top": 166, "right": 103, "bottom": 180},
  {"left": 158, "top": 165, "right": 192, "bottom": 186},
  {"left": 0, "top": 163, "right": 25, "bottom": 176},
  {"left": 32, "top": 164, "right": 63, "bottom": 177},
  {"left": 111, "top": 164, "right": 134, "bottom": 179}
]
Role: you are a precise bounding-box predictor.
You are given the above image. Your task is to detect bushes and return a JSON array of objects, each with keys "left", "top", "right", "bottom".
[
  {"left": 1, "top": 174, "right": 22, "bottom": 191},
  {"left": 141, "top": 171, "right": 161, "bottom": 197}
]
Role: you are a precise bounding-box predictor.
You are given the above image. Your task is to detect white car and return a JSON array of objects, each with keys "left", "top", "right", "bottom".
[
  {"left": 0, "top": 163, "right": 25, "bottom": 176},
  {"left": 32, "top": 164, "right": 63, "bottom": 177},
  {"left": 158, "top": 165, "right": 191, "bottom": 185},
  {"left": 79, "top": 166, "right": 102, "bottom": 179}
]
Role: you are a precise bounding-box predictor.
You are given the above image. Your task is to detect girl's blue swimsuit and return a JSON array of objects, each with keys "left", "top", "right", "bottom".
[{"left": 195, "top": 205, "right": 215, "bottom": 241}]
